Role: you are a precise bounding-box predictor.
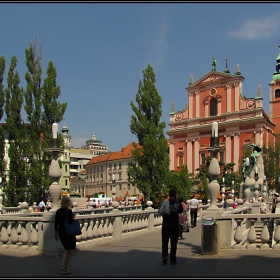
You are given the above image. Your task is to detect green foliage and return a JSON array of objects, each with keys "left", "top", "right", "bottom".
[
  {"left": 128, "top": 64, "right": 170, "bottom": 204},
  {"left": 164, "top": 165, "right": 192, "bottom": 202},
  {"left": 195, "top": 156, "right": 241, "bottom": 203},
  {"left": 0, "top": 39, "right": 67, "bottom": 206},
  {"left": 4, "top": 56, "right": 28, "bottom": 206},
  {"left": 263, "top": 137, "right": 280, "bottom": 193}
]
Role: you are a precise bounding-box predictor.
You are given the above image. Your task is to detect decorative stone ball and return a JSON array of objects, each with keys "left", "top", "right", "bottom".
[
  {"left": 112, "top": 201, "right": 119, "bottom": 209},
  {"left": 73, "top": 202, "right": 78, "bottom": 208},
  {"left": 237, "top": 198, "right": 243, "bottom": 206},
  {"left": 20, "top": 201, "right": 28, "bottom": 208},
  {"left": 226, "top": 198, "right": 234, "bottom": 208},
  {"left": 146, "top": 200, "right": 153, "bottom": 208},
  {"left": 89, "top": 201, "right": 94, "bottom": 208},
  {"left": 276, "top": 197, "right": 280, "bottom": 204}
]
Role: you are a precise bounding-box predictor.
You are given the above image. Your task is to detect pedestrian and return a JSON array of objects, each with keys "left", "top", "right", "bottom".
[
  {"left": 161, "top": 188, "right": 183, "bottom": 265},
  {"left": 271, "top": 193, "right": 278, "bottom": 213},
  {"left": 46, "top": 199, "right": 52, "bottom": 211},
  {"left": 260, "top": 197, "right": 267, "bottom": 214},
  {"left": 54, "top": 196, "right": 76, "bottom": 275},
  {"left": 189, "top": 194, "right": 200, "bottom": 228},
  {"left": 178, "top": 196, "right": 188, "bottom": 239},
  {"left": 39, "top": 199, "right": 45, "bottom": 212}
]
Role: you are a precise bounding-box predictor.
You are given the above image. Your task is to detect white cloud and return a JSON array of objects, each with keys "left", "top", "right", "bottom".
[{"left": 229, "top": 14, "right": 280, "bottom": 39}]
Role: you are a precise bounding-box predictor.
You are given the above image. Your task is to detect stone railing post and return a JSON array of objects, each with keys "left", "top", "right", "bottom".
[
  {"left": 112, "top": 214, "right": 122, "bottom": 238},
  {"left": 147, "top": 211, "right": 154, "bottom": 231}
]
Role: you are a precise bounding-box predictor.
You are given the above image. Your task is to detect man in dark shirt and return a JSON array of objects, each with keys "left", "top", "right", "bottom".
[{"left": 161, "top": 188, "right": 183, "bottom": 265}]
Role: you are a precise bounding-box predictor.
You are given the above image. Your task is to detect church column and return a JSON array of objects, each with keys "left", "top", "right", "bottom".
[
  {"left": 233, "top": 133, "right": 240, "bottom": 172},
  {"left": 226, "top": 84, "right": 231, "bottom": 113},
  {"left": 254, "top": 128, "right": 263, "bottom": 148},
  {"left": 188, "top": 92, "right": 193, "bottom": 119},
  {"left": 186, "top": 139, "right": 193, "bottom": 173},
  {"left": 195, "top": 91, "right": 199, "bottom": 118},
  {"left": 270, "top": 86, "right": 274, "bottom": 117},
  {"left": 217, "top": 95, "right": 222, "bottom": 115},
  {"left": 169, "top": 140, "right": 175, "bottom": 171},
  {"left": 194, "top": 138, "right": 200, "bottom": 174},
  {"left": 204, "top": 98, "right": 209, "bottom": 117},
  {"left": 234, "top": 82, "right": 240, "bottom": 111},
  {"left": 225, "top": 134, "right": 231, "bottom": 163}
]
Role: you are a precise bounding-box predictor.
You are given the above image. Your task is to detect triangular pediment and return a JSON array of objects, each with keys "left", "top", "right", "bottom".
[{"left": 187, "top": 71, "right": 244, "bottom": 89}]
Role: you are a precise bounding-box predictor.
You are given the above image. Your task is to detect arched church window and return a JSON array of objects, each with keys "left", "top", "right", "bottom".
[
  {"left": 275, "top": 88, "right": 280, "bottom": 98},
  {"left": 210, "top": 98, "right": 217, "bottom": 116}
]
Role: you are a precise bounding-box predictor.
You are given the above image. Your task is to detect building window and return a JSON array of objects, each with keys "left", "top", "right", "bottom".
[
  {"left": 119, "top": 173, "right": 122, "bottom": 180},
  {"left": 64, "top": 152, "right": 67, "bottom": 159},
  {"left": 65, "top": 165, "right": 67, "bottom": 172},
  {"left": 119, "top": 163, "right": 122, "bottom": 169},
  {"left": 110, "top": 186, "right": 112, "bottom": 191},
  {"left": 101, "top": 174, "right": 103, "bottom": 181},
  {"left": 101, "top": 166, "right": 103, "bottom": 172},
  {"left": 210, "top": 98, "right": 217, "bottom": 116},
  {"left": 65, "top": 179, "right": 68, "bottom": 186},
  {"left": 109, "top": 164, "right": 112, "bottom": 170},
  {"left": 114, "top": 164, "right": 117, "bottom": 170},
  {"left": 109, "top": 174, "right": 112, "bottom": 181},
  {"left": 128, "top": 184, "right": 130, "bottom": 190},
  {"left": 178, "top": 155, "right": 183, "bottom": 167},
  {"left": 201, "top": 153, "right": 205, "bottom": 165},
  {"left": 275, "top": 89, "right": 280, "bottom": 98},
  {"left": 119, "top": 185, "right": 122, "bottom": 190}
]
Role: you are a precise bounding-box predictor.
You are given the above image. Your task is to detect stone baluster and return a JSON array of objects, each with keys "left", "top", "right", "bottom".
[
  {"left": 246, "top": 218, "right": 258, "bottom": 249},
  {"left": 233, "top": 218, "right": 245, "bottom": 249},
  {"left": 260, "top": 218, "right": 270, "bottom": 249},
  {"left": 273, "top": 218, "right": 280, "bottom": 249},
  {"left": 10, "top": 222, "right": 19, "bottom": 245},
  {"left": 29, "top": 221, "right": 39, "bottom": 246},
  {"left": 92, "top": 220, "right": 99, "bottom": 239},
  {"left": 108, "top": 218, "right": 113, "bottom": 236},
  {"left": 103, "top": 218, "right": 109, "bottom": 237},
  {"left": 0, "top": 222, "right": 9, "bottom": 245},
  {"left": 87, "top": 220, "right": 94, "bottom": 240}
]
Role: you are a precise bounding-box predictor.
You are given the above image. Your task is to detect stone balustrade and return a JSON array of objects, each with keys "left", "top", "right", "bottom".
[{"left": 0, "top": 204, "right": 161, "bottom": 254}]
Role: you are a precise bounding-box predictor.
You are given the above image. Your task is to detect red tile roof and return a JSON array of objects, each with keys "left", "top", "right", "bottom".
[{"left": 86, "top": 142, "right": 140, "bottom": 165}]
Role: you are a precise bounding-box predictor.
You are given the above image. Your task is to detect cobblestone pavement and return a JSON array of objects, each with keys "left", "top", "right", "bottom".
[{"left": 1, "top": 220, "right": 280, "bottom": 278}]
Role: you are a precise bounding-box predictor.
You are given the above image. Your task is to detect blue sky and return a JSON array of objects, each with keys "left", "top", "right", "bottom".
[{"left": 0, "top": 2, "right": 280, "bottom": 151}]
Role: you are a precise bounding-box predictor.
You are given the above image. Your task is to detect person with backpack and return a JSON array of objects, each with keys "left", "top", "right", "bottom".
[{"left": 160, "top": 188, "right": 183, "bottom": 265}]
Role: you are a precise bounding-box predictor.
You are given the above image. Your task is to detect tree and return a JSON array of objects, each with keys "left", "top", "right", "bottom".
[
  {"left": 165, "top": 165, "right": 193, "bottom": 202},
  {"left": 128, "top": 63, "right": 170, "bottom": 203},
  {"left": 0, "top": 57, "right": 6, "bottom": 182},
  {"left": 4, "top": 56, "right": 28, "bottom": 206},
  {"left": 24, "top": 39, "right": 67, "bottom": 204}
]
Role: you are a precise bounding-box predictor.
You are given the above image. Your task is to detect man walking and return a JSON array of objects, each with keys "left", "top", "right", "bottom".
[
  {"left": 189, "top": 194, "right": 200, "bottom": 227},
  {"left": 161, "top": 188, "right": 183, "bottom": 265}
]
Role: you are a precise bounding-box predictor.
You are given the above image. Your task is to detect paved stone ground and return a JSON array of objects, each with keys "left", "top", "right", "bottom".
[{"left": 1, "top": 219, "right": 280, "bottom": 278}]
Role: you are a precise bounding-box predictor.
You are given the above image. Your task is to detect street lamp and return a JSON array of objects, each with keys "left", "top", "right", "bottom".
[
  {"left": 232, "top": 180, "right": 235, "bottom": 200},
  {"left": 112, "top": 174, "right": 116, "bottom": 202},
  {"left": 221, "top": 177, "right": 225, "bottom": 203}
]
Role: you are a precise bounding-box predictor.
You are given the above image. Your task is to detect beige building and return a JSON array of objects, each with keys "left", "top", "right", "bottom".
[{"left": 85, "top": 142, "right": 142, "bottom": 198}]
